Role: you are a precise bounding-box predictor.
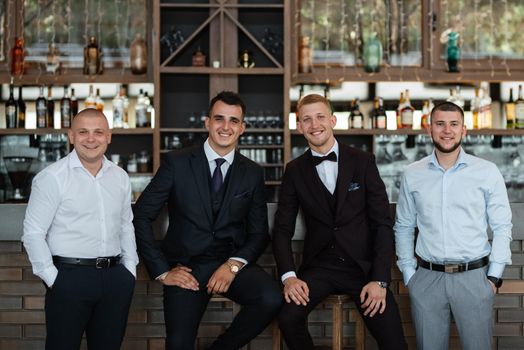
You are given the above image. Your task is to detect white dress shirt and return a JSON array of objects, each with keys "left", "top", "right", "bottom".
[
  {"left": 281, "top": 141, "right": 340, "bottom": 282},
  {"left": 395, "top": 148, "right": 512, "bottom": 285},
  {"left": 22, "top": 149, "right": 139, "bottom": 287}
]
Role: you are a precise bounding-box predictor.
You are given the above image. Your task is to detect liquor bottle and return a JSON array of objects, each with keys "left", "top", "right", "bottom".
[
  {"left": 130, "top": 33, "right": 147, "bottom": 74},
  {"left": 84, "top": 85, "right": 96, "bottom": 109},
  {"left": 70, "top": 88, "right": 79, "bottom": 116},
  {"left": 446, "top": 88, "right": 464, "bottom": 109},
  {"left": 135, "top": 89, "right": 148, "bottom": 127},
  {"left": 479, "top": 83, "right": 492, "bottom": 129},
  {"left": 349, "top": 99, "right": 363, "bottom": 129},
  {"left": 83, "top": 36, "right": 102, "bottom": 75},
  {"left": 36, "top": 86, "right": 47, "bottom": 128},
  {"left": 60, "top": 86, "right": 72, "bottom": 128},
  {"left": 399, "top": 89, "right": 414, "bottom": 129},
  {"left": 95, "top": 88, "right": 104, "bottom": 112},
  {"left": 506, "top": 88, "right": 515, "bottom": 129},
  {"left": 17, "top": 86, "right": 26, "bottom": 128},
  {"left": 144, "top": 91, "right": 154, "bottom": 128},
  {"left": 323, "top": 85, "right": 330, "bottom": 100},
  {"left": 471, "top": 88, "right": 480, "bottom": 129},
  {"left": 5, "top": 80, "right": 17, "bottom": 128},
  {"left": 112, "top": 87, "right": 124, "bottom": 128},
  {"left": 396, "top": 91, "right": 404, "bottom": 129},
  {"left": 363, "top": 32, "right": 383, "bottom": 73},
  {"left": 121, "top": 86, "right": 129, "bottom": 127},
  {"left": 11, "top": 37, "right": 24, "bottom": 75},
  {"left": 46, "top": 87, "right": 55, "bottom": 128},
  {"left": 420, "top": 100, "right": 430, "bottom": 129},
  {"left": 516, "top": 85, "right": 524, "bottom": 129},
  {"left": 372, "top": 97, "right": 387, "bottom": 129}
]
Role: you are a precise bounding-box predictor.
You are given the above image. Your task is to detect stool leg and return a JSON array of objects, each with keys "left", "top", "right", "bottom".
[
  {"left": 332, "top": 301, "right": 343, "bottom": 350},
  {"left": 354, "top": 311, "right": 365, "bottom": 350},
  {"left": 272, "top": 320, "right": 282, "bottom": 350}
]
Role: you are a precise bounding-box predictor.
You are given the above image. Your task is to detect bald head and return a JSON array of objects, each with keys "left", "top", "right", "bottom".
[{"left": 72, "top": 109, "right": 110, "bottom": 130}]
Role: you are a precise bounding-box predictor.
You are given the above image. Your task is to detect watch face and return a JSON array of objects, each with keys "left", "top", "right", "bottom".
[{"left": 231, "top": 265, "right": 239, "bottom": 273}]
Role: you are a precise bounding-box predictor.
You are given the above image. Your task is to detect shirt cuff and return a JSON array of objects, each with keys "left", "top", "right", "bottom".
[
  {"left": 281, "top": 271, "right": 296, "bottom": 284},
  {"left": 229, "top": 257, "right": 248, "bottom": 266},
  {"left": 156, "top": 272, "right": 169, "bottom": 281},
  {"left": 41, "top": 265, "right": 59, "bottom": 288},
  {"left": 121, "top": 260, "right": 137, "bottom": 278},
  {"left": 487, "top": 262, "right": 506, "bottom": 279},
  {"left": 402, "top": 267, "right": 417, "bottom": 286}
]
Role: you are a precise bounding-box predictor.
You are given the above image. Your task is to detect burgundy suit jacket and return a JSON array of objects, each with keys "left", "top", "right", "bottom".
[{"left": 272, "top": 142, "right": 394, "bottom": 282}]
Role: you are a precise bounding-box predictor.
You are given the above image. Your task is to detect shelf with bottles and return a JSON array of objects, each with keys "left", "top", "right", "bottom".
[
  {"left": 0, "top": 83, "right": 155, "bottom": 132},
  {"left": 1, "top": 70, "right": 151, "bottom": 85}
]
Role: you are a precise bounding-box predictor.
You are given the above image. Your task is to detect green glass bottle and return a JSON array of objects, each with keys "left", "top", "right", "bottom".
[
  {"left": 363, "top": 33, "right": 382, "bottom": 73},
  {"left": 447, "top": 31, "right": 460, "bottom": 73}
]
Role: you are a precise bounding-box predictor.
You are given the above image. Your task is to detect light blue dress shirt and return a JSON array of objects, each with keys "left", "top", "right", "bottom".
[{"left": 394, "top": 148, "right": 512, "bottom": 286}]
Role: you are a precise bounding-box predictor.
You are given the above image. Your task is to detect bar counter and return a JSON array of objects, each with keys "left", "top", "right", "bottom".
[{"left": 0, "top": 203, "right": 523, "bottom": 349}]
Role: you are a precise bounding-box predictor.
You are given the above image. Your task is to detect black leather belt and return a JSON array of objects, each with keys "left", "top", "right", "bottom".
[
  {"left": 419, "top": 256, "right": 489, "bottom": 273},
  {"left": 53, "top": 256, "right": 120, "bottom": 269}
]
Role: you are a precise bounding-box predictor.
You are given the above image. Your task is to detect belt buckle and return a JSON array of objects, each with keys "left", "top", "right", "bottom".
[
  {"left": 444, "top": 264, "right": 459, "bottom": 273},
  {"left": 95, "top": 258, "right": 110, "bottom": 269}
]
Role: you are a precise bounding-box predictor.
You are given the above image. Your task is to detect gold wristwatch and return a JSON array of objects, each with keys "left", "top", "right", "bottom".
[{"left": 226, "top": 260, "right": 241, "bottom": 275}]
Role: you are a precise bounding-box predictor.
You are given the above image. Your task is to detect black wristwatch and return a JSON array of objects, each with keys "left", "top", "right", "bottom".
[{"left": 487, "top": 276, "right": 503, "bottom": 288}]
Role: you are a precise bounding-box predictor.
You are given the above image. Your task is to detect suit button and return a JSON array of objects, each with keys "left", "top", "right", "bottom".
[{"left": 333, "top": 227, "right": 339, "bottom": 231}]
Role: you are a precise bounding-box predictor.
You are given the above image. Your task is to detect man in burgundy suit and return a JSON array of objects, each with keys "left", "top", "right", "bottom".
[{"left": 272, "top": 94, "right": 406, "bottom": 349}]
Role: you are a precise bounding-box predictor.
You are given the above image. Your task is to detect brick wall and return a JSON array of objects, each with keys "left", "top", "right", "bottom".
[{"left": 1, "top": 239, "right": 523, "bottom": 350}]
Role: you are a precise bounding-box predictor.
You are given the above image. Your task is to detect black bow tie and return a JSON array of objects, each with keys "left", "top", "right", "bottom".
[{"left": 312, "top": 151, "right": 337, "bottom": 166}]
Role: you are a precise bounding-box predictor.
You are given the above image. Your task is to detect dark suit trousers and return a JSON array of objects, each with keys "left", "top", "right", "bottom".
[
  {"left": 278, "top": 265, "right": 407, "bottom": 350},
  {"left": 163, "top": 260, "right": 282, "bottom": 350},
  {"left": 44, "top": 263, "right": 135, "bottom": 350}
]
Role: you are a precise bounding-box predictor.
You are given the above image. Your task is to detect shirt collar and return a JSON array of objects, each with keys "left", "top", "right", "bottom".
[
  {"left": 204, "top": 138, "right": 235, "bottom": 165},
  {"left": 428, "top": 147, "right": 468, "bottom": 170},
  {"left": 311, "top": 140, "right": 339, "bottom": 159},
  {"left": 68, "top": 149, "right": 111, "bottom": 174}
]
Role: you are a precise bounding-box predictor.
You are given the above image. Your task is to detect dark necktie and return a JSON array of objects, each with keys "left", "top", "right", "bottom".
[
  {"left": 312, "top": 151, "right": 337, "bottom": 166},
  {"left": 212, "top": 158, "right": 226, "bottom": 193}
]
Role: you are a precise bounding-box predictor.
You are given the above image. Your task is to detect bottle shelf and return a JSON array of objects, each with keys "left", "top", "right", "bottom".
[
  {"left": 160, "top": 128, "right": 284, "bottom": 133},
  {"left": 289, "top": 128, "right": 524, "bottom": 136},
  {"left": 0, "top": 69, "right": 151, "bottom": 85},
  {"left": 160, "top": 67, "right": 284, "bottom": 75},
  {"left": 0, "top": 127, "right": 154, "bottom": 135}
]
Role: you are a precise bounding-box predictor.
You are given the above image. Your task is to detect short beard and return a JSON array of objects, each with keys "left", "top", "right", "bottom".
[{"left": 433, "top": 138, "right": 461, "bottom": 154}]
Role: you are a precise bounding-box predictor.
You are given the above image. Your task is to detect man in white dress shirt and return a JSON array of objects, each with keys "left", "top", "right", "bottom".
[{"left": 22, "top": 109, "right": 139, "bottom": 350}]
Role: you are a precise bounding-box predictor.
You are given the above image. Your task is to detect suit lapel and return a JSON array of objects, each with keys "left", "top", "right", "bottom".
[
  {"left": 215, "top": 151, "right": 246, "bottom": 225},
  {"left": 190, "top": 147, "right": 213, "bottom": 225},
  {"left": 301, "top": 150, "right": 332, "bottom": 220},
  {"left": 335, "top": 145, "right": 357, "bottom": 219}
]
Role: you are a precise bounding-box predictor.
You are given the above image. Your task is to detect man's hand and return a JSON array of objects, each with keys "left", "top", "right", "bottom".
[
  {"left": 207, "top": 263, "right": 236, "bottom": 294},
  {"left": 283, "top": 277, "right": 310, "bottom": 306},
  {"left": 162, "top": 265, "right": 199, "bottom": 291},
  {"left": 360, "top": 281, "right": 387, "bottom": 317},
  {"left": 488, "top": 279, "right": 497, "bottom": 294}
]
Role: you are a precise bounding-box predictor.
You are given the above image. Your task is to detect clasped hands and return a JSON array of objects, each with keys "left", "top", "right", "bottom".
[
  {"left": 160, "top": 262, "right": 240, "bottom": 294},
  {"left": 283, "top": 277, "right": 387, "bottom": 317}
]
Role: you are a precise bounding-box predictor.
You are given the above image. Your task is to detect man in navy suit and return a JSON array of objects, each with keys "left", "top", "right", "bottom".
[
  {"left": 272, "top": 94, "right": 406, "bottom": 349},
  {"left": 133, "top": 91, "right": 282, "bottom": 350}
]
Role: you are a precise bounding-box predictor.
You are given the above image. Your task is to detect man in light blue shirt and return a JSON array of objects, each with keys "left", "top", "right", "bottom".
[{"left": 395, "top": 101, "right": 512, "bottom": 350}]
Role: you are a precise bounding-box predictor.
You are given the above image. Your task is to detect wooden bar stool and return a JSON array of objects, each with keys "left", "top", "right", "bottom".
[
  {"left": 323, "top": 294, "right": 366, "bottom": 350},
  {"left": 272, "top": 294, "right": 366, "bottom": 350}
]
